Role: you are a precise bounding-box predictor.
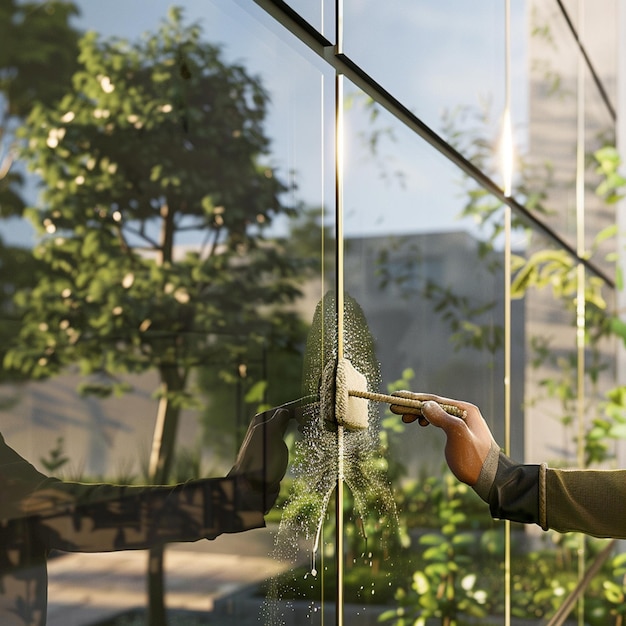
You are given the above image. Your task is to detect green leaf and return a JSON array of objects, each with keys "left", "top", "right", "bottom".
[
  {"left": 609, "top": 423, "right": 626, "bottom": 439},
  {"left": 603, "top": 580, "right": 625, "bottom": 604},
  {"left": 419, "top": 533, "right": 446, "bottom": 546},
  {"left": 77, "top": 382, "right": 113, "bottom": 398},
  {"left": 611, "top": 318, "right": 626, "bottom": 345},
  {"left": 244, "top": 380, "right": 268, "bottom": 404}
]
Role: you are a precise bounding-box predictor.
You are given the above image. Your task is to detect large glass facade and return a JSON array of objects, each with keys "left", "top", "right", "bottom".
[{"left": 0, "top": 1, "right": 621, "bottom": 625}]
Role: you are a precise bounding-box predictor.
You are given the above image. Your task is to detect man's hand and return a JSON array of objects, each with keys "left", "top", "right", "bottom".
[
  {"left": 227, "top": 406, "right": 292, "bottom": 513},
  {"left": 390, "top": 392, "right": 497, "bottom": 488}
]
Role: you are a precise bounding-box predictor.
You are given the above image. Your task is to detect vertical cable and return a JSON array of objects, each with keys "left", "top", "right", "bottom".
[
  {"left": 334, "top": 2, "right": 345, "bottom": 625},
  {"left": 501, "top": 3, "right": 512, "bottom": 625},
  {"left": 575, "top": 2, "right": 586, "bottom": 625},
  {"left": 320, "top": 72, "right": 327, "bottom": 626},
  {"left": 575, "top": 0, "right": 586, "bottom": 472}
]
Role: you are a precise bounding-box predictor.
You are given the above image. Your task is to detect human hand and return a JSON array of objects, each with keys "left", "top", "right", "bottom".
[
  {"left": 390, "top": 392, "right": 497, "bottom": 488},
  {"left": 228, "top": 405, "right": 292, "bottom": 513}
]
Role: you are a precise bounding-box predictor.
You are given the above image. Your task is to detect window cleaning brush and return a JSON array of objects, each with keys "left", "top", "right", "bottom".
[{"left": 320, "top": 357, "right": 467, "bottom": 431}]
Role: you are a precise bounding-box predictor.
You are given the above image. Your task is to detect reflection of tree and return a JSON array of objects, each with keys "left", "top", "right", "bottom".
[
  {"left": 197, "top": 205, "right": 325, "bottom": 465},
  {"left": 4, "top": 8, "right": 306, "bottom": 624},
  {"left": 345, "top": 90, "right": 407, "bottom": 189},
  {"left": 0, "top": 240, "right": 40, "bottom": 404},
  {"left": 0, "top": 0, "right": 79, "bottom": 209},
  {"left": 0, "top": 0, "right": 80, "bottom": 392}
]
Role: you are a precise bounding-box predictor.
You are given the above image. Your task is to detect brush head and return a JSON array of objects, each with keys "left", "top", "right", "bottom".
[{"left": 320, "top": 357, "right": 370, "bottom": 430}]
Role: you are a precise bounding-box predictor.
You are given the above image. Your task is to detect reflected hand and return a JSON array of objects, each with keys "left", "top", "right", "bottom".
[
  {"left": 390, "top": 391, "right": 497, "bottom": 488},
  {"left": 227, "top": 406, "right": 293, "bottom": 513}
]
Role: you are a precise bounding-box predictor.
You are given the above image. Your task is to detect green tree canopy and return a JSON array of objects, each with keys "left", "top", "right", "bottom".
[
  {"left": 0, "top": 0, "right": 80, "bottom": 217},
  {"left": 0, "top": 0, "right": 80, "bottom": 386},
  {"left": 6, "top": 7, "right": 304, "bottom": 392}
]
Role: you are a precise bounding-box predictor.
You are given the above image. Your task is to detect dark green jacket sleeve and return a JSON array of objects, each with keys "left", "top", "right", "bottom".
[
  {"left": 543, "top": 467, "right": 626, "bottom": 538},
  {"left": 487, "top": 451, "right": 626, "bottom": 539}
]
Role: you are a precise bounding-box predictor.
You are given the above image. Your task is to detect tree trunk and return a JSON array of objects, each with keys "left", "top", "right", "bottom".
[
  {"left": 147, "top": 544, "right": 167, "bottom": 625},
  {"left": 146, "top": 367, "right": 185, "bottom": 626}
]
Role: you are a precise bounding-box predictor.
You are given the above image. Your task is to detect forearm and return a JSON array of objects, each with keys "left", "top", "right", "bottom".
[
  {"left": 484, "top": 450, "right": 626, "bottom": 539},
  {"left": 31, "top": 476, "right": 265, "bottom": 552}
]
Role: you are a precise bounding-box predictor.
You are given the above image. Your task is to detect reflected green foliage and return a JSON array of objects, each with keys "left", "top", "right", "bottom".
[
  {"left": 197, "top": 206, "right": 323, "bottom": 459},
  {"left": 0, "top": 0, "right": 80, "bottom": 218},
  {"left": 598, "top": 552, "right": 626, "bottom": 625},
  {"left": 381, "top": 470, "right": 626, "bottom": 625},
  {"left": 39, "top": 436, "right": 69, "bottom": 474},
  {"left": 5, "top": 6, "right": 304, "bottom": 413},
  {"left": 0, "top": 239, "right": 40, "bottom": 388},
  {"left": 511, "top": 247, "right": 607, "bottom": 310},
  {"left": 283, "top": 204, "right": 333, "bottom": 268},
  {"left": 393, "top": 471, "right": 490, "bottom": 534},
  {"left": 594, "top": 147, "right": 626, "bottom": 206},
  {"left": 441, "top": 103, "right": 551, "bottom": 241},
  {"left": 0, "top": 1, "right": 81, "bottom": 393},
  {"left": 423, "top": 283, "right": 503, "bottom": 353},
  {"left": 197, "top": 339, "right": 307, "bottom": 464},
  {"left": 508, "top": 533, "right": 595, "bottom": 622},
  {"left": 379, "top": 367, "right": 416, "bottom": 483},
  {"left": 0, "top": 0, "right": 79, "bottom": 119}
]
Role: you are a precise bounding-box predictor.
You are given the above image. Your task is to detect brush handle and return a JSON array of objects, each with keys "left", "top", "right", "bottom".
[{"left": 348, "top": 389, "right": 467, "bottom": 420}]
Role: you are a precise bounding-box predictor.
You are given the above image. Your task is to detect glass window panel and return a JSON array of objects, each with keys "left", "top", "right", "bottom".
[
  {"left": 342, "top": 0, "right": 526, "bottom": 158},
  {"left": 515, "top": 219, "right": 617, "bottom": 616},
  {"left": 559, "top": 0, "right": 618, "bottom": 106},
  {"left": 584, "top": 62, "right": 618, "bottom": 281},
  {"left": 518, "top": 230, "right": 582, "bottom": 465},
  {"left": 527, "top": 0, "right": 580, "bottom": 252},
  {"left": 1, "top": 0, "right": 621, "bottom": 624},
  {"left": 515, "top": 220, "right": 615, "bottom": 467},
  {"left": 1, "top": 1, "right": 333, "bottom": 623},
  {"left": 527, "top": 1, "right": 617, "bottom": 262},
  {"left": 341, "top": 84, "right": 509, "bottom": 618}
]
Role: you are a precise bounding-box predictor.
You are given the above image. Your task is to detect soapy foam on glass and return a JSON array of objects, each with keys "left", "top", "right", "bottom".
[{"left": 262, "top": 294, "right": 400, "bottom": 624}]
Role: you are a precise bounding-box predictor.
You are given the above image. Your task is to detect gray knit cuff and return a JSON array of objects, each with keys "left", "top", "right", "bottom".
[{"left": 473, "top": 441, "right": 500, "bottom": 502}]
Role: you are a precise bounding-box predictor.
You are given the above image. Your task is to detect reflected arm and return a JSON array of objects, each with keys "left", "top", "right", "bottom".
[
  {"left": 27, "top": 476, "right": 265, "bottom": 552},
  {"left": 0, "top": 436, "right": 265, "bottom": 552},
  {"left": 1, "top": 404, "right": 292, "bottom": 553}
]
